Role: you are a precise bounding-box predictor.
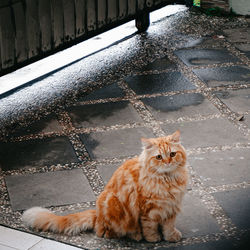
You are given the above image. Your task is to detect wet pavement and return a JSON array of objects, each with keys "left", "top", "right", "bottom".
[{"left": 0, "top": 6, "right": 250, "bottom": 250}]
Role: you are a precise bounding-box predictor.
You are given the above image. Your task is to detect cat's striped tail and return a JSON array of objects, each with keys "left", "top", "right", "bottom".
[{"left": 22, "top": 207, "right": 96, "bottom": 235}]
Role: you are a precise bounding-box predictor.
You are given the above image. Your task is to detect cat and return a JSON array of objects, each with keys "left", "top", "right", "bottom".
[{"left": 22, "top": 130, "right": 188, "bottom": 242}]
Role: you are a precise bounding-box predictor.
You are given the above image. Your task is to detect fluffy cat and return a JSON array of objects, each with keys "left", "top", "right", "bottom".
[{"left": 22, "top": 130, "right": 188, "bottom": 242}]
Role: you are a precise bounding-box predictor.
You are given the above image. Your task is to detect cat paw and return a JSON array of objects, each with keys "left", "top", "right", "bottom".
[
  {"left": 104, "top": 230, "right": 117, "bottom": 239},
  {"left": 129, "top": 232, "right": 142, "bottom": 241},
  {"left": 144, "top": 233, "right": 161, "bottom": 242},
  {"left": 164, "top": 228, "right": 182, "bottom": 242}
]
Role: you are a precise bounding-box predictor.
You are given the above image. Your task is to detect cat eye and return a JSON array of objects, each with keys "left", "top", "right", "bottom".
[
  {"left": 155, "top": 155, "right": 162, "bottom": 160},
  {"left": 170, "top": 152, "right": 176, "bottom": 157}
]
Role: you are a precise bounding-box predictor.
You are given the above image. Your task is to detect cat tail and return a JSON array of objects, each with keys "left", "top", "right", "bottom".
[{"left": 22, "top": 207, "right": 96, "bottom": 235}]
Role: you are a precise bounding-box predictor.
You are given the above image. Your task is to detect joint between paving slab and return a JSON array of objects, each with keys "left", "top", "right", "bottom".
[
  {"left": 79, "top": 164, "right": 105, "bottom": 196},
  {"left": 131, "top": 68, "right": 178, "bottom": 76},
  {"left": 57, "top": 111, "right": 75, "bottom": 132},
  {"left": 74, "top": 122, "right": 151, "bottom": 136},
  {"left": 74, "top": 88, "right": 202, "bottom": 106},
  {"left": 8, "top": 132, "right": 67, "bottom": 143},
  {"left": 205, "top": 182, "right": 250, "bottom": 194},
  {"left": 50, "top": 201, "right": 96, "bottom": 214},
  {"left": 67, "top": 134, "right": 90, "bottom": 162},
  {"left": 0, "top": 177, "right": 10, "bottom": 207},
  {"left": 186, "top": 142, "right": 250, "bottom": 155},
  {"left": 189, "top": 61, "right": 245, "bottom": 70}
]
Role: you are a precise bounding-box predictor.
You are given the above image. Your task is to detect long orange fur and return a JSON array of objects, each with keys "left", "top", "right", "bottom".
[{"left": 22, "top": 130, "right": 188, "bottom": 242}]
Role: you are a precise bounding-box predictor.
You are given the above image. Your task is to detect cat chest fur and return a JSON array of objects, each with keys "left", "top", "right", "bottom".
[{"left": 139, "top": 178, "right": 186, "bottom": 221}]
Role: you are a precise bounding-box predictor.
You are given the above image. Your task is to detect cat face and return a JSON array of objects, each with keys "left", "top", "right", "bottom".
[{"left": 140, "top": 131, "right": 186, "bottom": 174}]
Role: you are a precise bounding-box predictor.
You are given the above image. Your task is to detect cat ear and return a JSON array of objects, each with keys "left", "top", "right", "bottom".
[
  {"left": 141, "top": 138, "right": 153, "bottom": 150},
  {"left": 170, "top": 130, "right": 181, "bottom": 143}
]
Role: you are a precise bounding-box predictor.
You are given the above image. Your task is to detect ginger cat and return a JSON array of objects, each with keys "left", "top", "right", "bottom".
[{"left": 22, "top": 130, "right": 188, "bottom": 242}]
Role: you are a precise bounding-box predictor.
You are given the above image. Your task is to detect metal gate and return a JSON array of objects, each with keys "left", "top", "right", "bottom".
[{"left": 0, "top": 0, "right": 177, "bottom": 76}]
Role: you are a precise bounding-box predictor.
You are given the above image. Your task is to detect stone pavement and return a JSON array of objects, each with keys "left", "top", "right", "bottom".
[{"left": 0, "top": 6, "right": 250, "bottom": 250}]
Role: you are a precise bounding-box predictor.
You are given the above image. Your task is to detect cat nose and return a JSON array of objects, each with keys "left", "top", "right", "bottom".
[{"left": 163, "top": 158, "right": 171, "bottom": 164}]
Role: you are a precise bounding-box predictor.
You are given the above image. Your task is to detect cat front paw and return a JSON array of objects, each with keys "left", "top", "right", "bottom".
[
  {"left": 164, "top": 228, "right": 182, "bottom": 242},
  {"left": 129, "top": 232, "right": 142, "bottom": 241},
  {"left": 144, "top": 232, "right": 161, "bottom": 242}
]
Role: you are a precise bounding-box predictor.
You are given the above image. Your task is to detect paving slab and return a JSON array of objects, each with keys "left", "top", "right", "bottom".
[
  {"left": 244, "top": 113, "right": 250, "bottom": 127},
  {"left": 5, "top": 169, "right": 96, "bottom": 211},
  {"left": 29, "top": 238, "right": 82, "bottom": 250},
  {"left": 67, "top": 101, "right": 143, "bottom": 128},
  {"left": 10, "top": 113, "right": 63, "bottom": 137},
  {"left": 0, "top": 137, "right": 79, "bottom": 171},
  {"left": 139, "top": 56, "right": 177, "bottom": 72},
  {"left": 233, "top": 231, "right": 250, "bottom": 250},
  {"left": 156, "top": 239, "right": 235, "bottom": 250},
  {"left": 0, "top": 244, "right": 16, "bottom": 250},
  {"left": 79, "top": 83, "right": 125, "bottom": 101},
  {"left": 234, "top": 43, "right": 250, "bottom": 59},
  {"left": 141, "top": 93, "right": 219, "bottom": 121},
  {"left": 189, "top": 148, "right": 250, "bottom": 187},
  {"left": 223, "top": 28, "right": 250, "bottom": 43},
  {"left": 193, "top": 66, "right": 250, "bottom": 87},
  {"left": 79, "top": 127, "right": 155, "bottom": 159},
  {"left": 213, "top": 188, "right": 250, "bottom": 230},
  {"left": 213, "top": 88, "right": 250, "bottom": 113},
  {"left": 96, "top": 163, "right": 119, "bottom": 185},
  {"left": 125, "top": 72, "right": 196, "bottom": 95},
  {"left": 162, "top": 118, "right": 248, "bottom": 149},
  {"left": 174, "top": 49, "right": 239, "bottom": 66},
  {"left": 0, "top": 226, "right": 42, "bottom": 250},
  {"left": 176, "top": 193, "right": 221, "bottom": 238}
]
